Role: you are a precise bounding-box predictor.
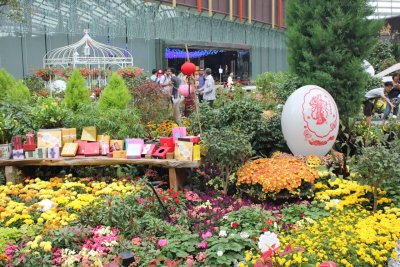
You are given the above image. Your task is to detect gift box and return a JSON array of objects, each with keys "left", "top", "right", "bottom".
[
  {"left": 23, "top": 131, "right": 37, "bottom": 151},
  {"left": 74, "top": 140, "right": 87, "bottom": 155},
  {"left": 0, "top": 144, "right": 12, "bottom": 159},
  {"left": 84, "top": 142, "right": 100, "bottom": 156},
  {"left": 113, "top": 150, "right": 127, "bottom": 158},
  {"left": 152, "top": 146, "right": 173, "bottom": 159},
  {"left": 126, "top": 138, "right": 144, "bottom": 159},
  {"left": 35, "top": 148, "right": 47, "bottom": 159},
  {"left": 81, "top": 127, "right": 97, "bottom": 142},
  {"left": 178, "top": 136, "right": 201, "bottom": 144},
  {"left": 174, "top": 141, "right": 193, "bottom": 161},
  {"left": 25, "top": 151, "right": 35, "bottom": 158},
  {"left": 97, "top": 135, "right": 110, "bottom": 144},
  {"left": 12, "top": 136, "right": 23, "bottom": 150},
  {"left": 62, "top": 128, "right": 77, "bottom": 144},
  {"left": 193, "top": 144, "right": 201, "bottom": 161},
  {"left": 47, "top": 147, "right": 60, "bottom": 159},
  {"left": 172, "top": 127, "right": 187, "bottom": 143},
  {"left": 142, "top": 144, "right": 157, "bottom": 157},
  {"left": 159, "top": 137, "right": 174, "bottom": 151},
  {"left": 109, "top": 140, "right": 124, "bottom": 152},
  {"left": 37, "top": 131, "right": 62, "bottom": 148},
  {"left": 61, "top": 143, "right": 78, "bottom": 157},
  {"left": 100, "top": 143, "right": 110, "bottom": 155},
  {"left": 23, "top": 144, "right": 37, "bottom": 151},
  {"left": 12, "top": 149, "right": 24, "bottom": 159}
]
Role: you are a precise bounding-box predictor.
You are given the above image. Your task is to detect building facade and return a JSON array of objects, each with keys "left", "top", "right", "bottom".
[{"left": 0, "top": 0, "right": 287, "bottom": 81}]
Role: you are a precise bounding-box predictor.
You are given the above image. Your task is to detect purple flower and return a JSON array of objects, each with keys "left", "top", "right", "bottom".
[
  {"left": 196, "top": 240, "right": 208, "bottom": 249},
  {"left": 201, "top": 231, "right": 212, "bottom": 239},
  {"left": 158, "top": 239, "right": 168, "bottom": 247}
]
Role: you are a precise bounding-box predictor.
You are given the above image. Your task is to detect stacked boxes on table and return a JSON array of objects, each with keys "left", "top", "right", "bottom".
[{"left": 7, "top": 126, "right": 200, "bottom": 161}]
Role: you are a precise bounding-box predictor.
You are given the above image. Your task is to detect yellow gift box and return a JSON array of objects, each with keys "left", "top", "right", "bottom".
[
  {"left": 109, "top": 140, "right": 124, "bottom": 151},
  {"left": 193, "top": 144, "right": 201, "bottom": 161},
  {"left": 97, "top": 135, "right": 110, "bottom": 144},
  {"left": 61, "top": 143, "right": 78, "bottom": 157},
  {"left": 37, "top": 130, "right": 62, "bottom": 148},
  {"left": 62, "top": 128, "right": 77, "bottom": 144},
  {"left": 81, "top": 127, "right": 97, "bottom": 141},
  {"left": 113, "top": 150, "right": 127, "bottom": 158},
  {"left": 174, "top": 141, "right": 193, "bottom": 161}
]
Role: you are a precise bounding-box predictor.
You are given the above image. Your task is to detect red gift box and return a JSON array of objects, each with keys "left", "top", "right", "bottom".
[
  {"left": 152, "top": 146, "right": 173, "bottom": 159},
  {"left": 74, "top": 140, "right": 87, "bottom": 155},
  {"left": 178, "top": 136, "right": 201, "bottom": 144},
  {"left": 159, "top": 137, "right": 174, "bottom": 151},
  {"left": 84, "top": 142, "right": 100, "bottom": 156},
  {"left": 25, "top": 132, "right": 36, "bottom": 144},
  {"left": 142, "top": 144, "right": 157, "bottom": 157},
  {"left": 23, "top": 144, "right": 37, "bottom": 151},
  {"left": 12, "top": 136, "right": 23, "bottom": 150}
]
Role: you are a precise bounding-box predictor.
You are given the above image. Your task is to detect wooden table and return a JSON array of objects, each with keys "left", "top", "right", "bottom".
[{"left": 0, "top": 157, "right": 200, "bottom": 191}]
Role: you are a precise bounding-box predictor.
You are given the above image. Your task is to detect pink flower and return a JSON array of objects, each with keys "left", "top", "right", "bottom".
[
  {"left": 196, "top": 241, "right": 208, "bottom": 249},
  {"left": 131, "top": 237, "right": 141, "bottom": 246},
  {"left": 158, "top": 239, "right": 168, "bottom": 247},
  {"left": 201, "top": 231, "right": 212, "bottom": 239},
  {"left": 196, "top": 252, "right": 206, "bottom": 262}
]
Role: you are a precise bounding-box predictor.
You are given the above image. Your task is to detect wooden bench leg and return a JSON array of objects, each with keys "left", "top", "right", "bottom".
[
  {"left": 4, "top": 166, "right": 23, "bottom": 184},
  {"left": 168, "top": 168, "right": 187, "bottom": 191}
]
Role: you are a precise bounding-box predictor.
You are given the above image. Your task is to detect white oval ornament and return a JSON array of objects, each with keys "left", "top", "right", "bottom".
[{"left": 281, "top": 85, "right": 339, "bottom": 156}]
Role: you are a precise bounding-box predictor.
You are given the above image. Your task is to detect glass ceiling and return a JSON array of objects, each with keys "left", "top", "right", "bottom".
[{"left": 369, "top": 0, "right": 400, "bottom": 19}]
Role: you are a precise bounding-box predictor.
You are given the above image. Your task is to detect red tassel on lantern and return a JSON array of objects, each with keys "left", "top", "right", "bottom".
[{"left": 181, "top": 61, "right": 196, "bottom": 75}]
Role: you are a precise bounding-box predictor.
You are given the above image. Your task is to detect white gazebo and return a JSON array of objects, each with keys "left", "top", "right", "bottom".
[{"left": 43, "top": 29, "right": 133, "bottom": 69}]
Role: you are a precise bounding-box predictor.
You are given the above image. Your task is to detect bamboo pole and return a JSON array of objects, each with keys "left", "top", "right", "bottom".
[
  {"left": 248, "top": 0, "right": 252, "bottom": 24},
  {"left": 208, "top": 0, "right": 212, "bottom": 17},
  {"left": 172, "top": 0, "right": 176, "bottom": 7},
  {"left": 229, "top": 0, "right": 233, "bottom": 21},
  {"left": 272, "top": 0, "right": 275, "bottom": 28}
]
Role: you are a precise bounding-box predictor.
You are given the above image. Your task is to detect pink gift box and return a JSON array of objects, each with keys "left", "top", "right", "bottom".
[
  {"left": 126, "top": 138, "right": 144, "bottom": 159},
  {"left": 172, "top": 127, "right": 187, "bottom": 143}
]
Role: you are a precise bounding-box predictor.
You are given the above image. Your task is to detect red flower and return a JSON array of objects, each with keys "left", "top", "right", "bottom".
[
  {"left": 266, "top": 219, "right": 272, "bottom": 225},
  {"left": 169, "top": 206, "right": 175, "bottom": 211},
  {"left": 299, "top": 213, "right": 305, "bottom": 218},
  {"left": 231, "top": 221, "right": 239, "bottom": 228},
  {"left": 262, "top": 227, "right": 268, "bottom": 232}
]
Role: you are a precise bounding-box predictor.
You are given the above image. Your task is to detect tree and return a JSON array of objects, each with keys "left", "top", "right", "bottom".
[
  {"left": 0, "top": 0, "right": 23, "bottom": 21},
  {"left": 203, "top": 127, "right": 253, "bottom": 194},
  {"left": 98, "top": 73, "right": 132, "bottom": 110},
  {"left": 62, "top": 69, "right": 90, "bottom": 111},
  {"left": 0, "top": 68, "right": 16, "bottom": 101},
  {"left": 286, "top": 0, "right": 382, "bottom": 121}
]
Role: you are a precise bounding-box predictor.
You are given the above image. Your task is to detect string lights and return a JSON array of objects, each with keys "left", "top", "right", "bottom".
[{"left": 165, "top": 48, "right": 224, "bottom": 59}]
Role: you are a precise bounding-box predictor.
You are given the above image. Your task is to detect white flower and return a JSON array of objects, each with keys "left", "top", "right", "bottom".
[
  {"left": 240, "top": 232, "right": 249, "bottom": 239},
  {"left": 38, "top": 199, "right": 56, "bottom": 211},
  {"left": 331, "top": 199, "right": 340, "bottom": 205},
  {"left": 219, "top": 230, "right": 227, "bottom": 237},
  {"left": 217, "top": 250, "right": 224, "bottom": 257},
  {"left": 223, "top": 215, "right": 229, "bottom": 220},
  {"left": 258, "top": 232, "right": 280, "bottom": 253}
]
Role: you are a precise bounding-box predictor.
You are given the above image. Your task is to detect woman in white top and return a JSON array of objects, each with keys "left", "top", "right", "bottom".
[{"left": 227, "top": 73, "right": 234, "bottom": 91}]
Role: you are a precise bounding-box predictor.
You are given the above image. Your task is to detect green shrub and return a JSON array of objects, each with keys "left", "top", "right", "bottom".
[
  {"left": 23, "top": 74, "right": 46, "bottom": 95},
  {"left": 0, "top": 68, "right": 16, "bottom": 101},
  {"left": 99, "top": 73, "right": 132, "bottom": 110},
  {"left": 6, "top": 80, "right": 31, "bottom": 105},
  {"left": 64, "top": 103, "right": 145, "bottom": 139},
  {"left": 30, "top": 96, "right": 69, "bottom": 129},
  {"left": 62, "top": 69, "right": 90, "bottom": 111},
  {"left": 367, "top": 39, "right": 395, "bottom": 72},
  {"left": 352, "top": 145, "right": 400, "bottom": 212}
]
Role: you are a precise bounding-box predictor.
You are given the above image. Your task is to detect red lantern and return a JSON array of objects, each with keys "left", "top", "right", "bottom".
[{"left": 181, "top": 61, "right": 196, "bottom": 75}]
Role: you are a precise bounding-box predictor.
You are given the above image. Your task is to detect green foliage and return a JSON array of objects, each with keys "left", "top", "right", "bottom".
[
  {"left": 160, "top": 232, "right": 200, "bottom": 260},
  {"left": 286, "top": 0, "right": 382, "bottom": 121},
  {"left": 29, "top": 96, "right": 69, "bottom": 129},
  {"left": 99, "top": 73, "right": 132, "bottom": 110},
  {"left": 0, "top": 68, "right": 16, "bottom": 101},
  {"left": 62, "top": 69, "right": 90, "bottom": 111},
  {"left": 0, "top": 102, "right": 34, "bottom": 143},
  {"left": 190, "top": 99, "right": 288, "bottom": 156},
  {"left": 5, "top": 81, "right": 31, "bottom": 105},
  {"left": 255, "top": 72, "right": 302, "bottom": 103},
  {"left": 64, "top": 103, "right": 145, "bottom": 139},
  {"left": 0, "top": 0, "right": 24, "bottom": 21},
  {"left": 0, "top": 225, "right": 40, "bottom": 252},
  {"left": 203, "top": 127, "right": 253, "bottom": 193},
  {"left": 221, "top": 206, "right": 273, "bottom": 234},
  {"left": 367, "top": 39, "right": 395, "bottom": 72},
  {"left": 364, "top": 75, "right": 383, "bottom": 92},
  {"left": 351, "top": 145, "right": 400, "bottom": 211},
  {"left": 23, "top": 74, "right": 45, "bottom": 94}
]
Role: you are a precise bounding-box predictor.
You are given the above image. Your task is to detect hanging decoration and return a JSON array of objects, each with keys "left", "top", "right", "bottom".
[
  {"left": 181, "top": 62, "right": 196, "bottom": 76},
  {"left": 165, "top": 48, "right": 224, "bottom": 59}
]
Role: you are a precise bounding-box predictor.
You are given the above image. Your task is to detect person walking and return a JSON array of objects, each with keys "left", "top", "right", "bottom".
[
  {"left": 198, "top": 68, "right": 216, "bottom": 107},
  {"left": 382, "top": 73, "right": 400, "bottom": 125},
  {"left": 195, "top": 68, "right": 205, "bottom": 103},
  {"left": 227, "top": 72, "right": 234, "bottom": 91}
]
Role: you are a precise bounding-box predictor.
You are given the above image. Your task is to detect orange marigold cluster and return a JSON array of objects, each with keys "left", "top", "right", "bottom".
[{"left": 236, "top": 158, "right": 319, "bottom": 193}]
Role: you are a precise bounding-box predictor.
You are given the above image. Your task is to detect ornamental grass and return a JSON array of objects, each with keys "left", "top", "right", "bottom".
[{"left": 237, "top": 157, "right": 319, "bottom": 194}]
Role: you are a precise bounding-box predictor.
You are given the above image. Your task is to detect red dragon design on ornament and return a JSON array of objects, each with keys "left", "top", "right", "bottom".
[{"left": 302, "top": 88, "right": 338, "bottom": 146}]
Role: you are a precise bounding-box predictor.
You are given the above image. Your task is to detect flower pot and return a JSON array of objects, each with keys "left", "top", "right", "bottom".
[
  {"left": 119, "top": 251, "right": 135, "bottom": 267},
  {"left": 0, "top": 143, "right": 12, "bottom": 159}
]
